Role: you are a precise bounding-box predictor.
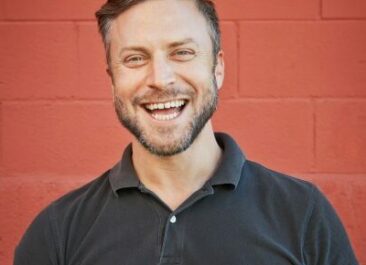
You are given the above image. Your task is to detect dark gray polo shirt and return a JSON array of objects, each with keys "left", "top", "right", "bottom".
[{"left": 14, "top": 133, "right": 358, "bottom": 265}]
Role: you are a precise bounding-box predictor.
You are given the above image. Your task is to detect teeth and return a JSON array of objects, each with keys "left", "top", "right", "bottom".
[
  {"left": 152, "top": 111, "right": 179, "bottom": 121},
  {"left": 145, "top": 100, "right": 185, "bottom": 111}
]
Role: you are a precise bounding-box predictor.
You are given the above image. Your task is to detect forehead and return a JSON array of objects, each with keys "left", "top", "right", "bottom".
[{"left": 109, "top": 0, "right": 212, "bottom": 50}]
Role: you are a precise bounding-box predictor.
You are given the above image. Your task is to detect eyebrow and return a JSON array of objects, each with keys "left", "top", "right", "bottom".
[
  {"left": 118, "top": 38, "right": 198, "bottom": 57},
  {"left": 167, "top": 38, "right": 197, "bottom": 48},
  {"left": 119, "top": 46, "right": 149, "bottom": 58}
]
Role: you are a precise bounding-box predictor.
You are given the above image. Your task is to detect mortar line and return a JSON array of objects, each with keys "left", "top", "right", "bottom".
[
  {"left": 235, "top": 20, "right": 240, "bottom": 98},
  {"left": 1, "top": 18, "right": 365, "bottom": 23},
  {"left": 319, "top": 0, "right": 324, "bottom": 20},
  {"left": 312, "top": 98, "right": 317, "bottom": 173},
  {"left": 2, "top": 96, "right": 366, "bottom": 104}
]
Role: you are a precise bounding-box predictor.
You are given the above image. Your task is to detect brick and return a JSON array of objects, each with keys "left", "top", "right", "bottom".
[
  {"left": 239, "top": 22, "right": 366, "bottom": 97},
  {"left": 0, "top": 102, "right": 2, "bottom": 169},
  {"left": 213, "top": 99, "right": 313, "bottom": 173},
  {"left": 323, "top": 0, "right": 366, "bottom": 18},
  {"left": 77, "top": 23, "right": 112, "bottom": 99},
  {"left": 215, "top": 0, "right": 319, "bottom": 19},
  {"left": 1, "top": 102, "right": 132, "bottom": 177},
  {"left": 0, "top": 177, "right": 86, "bottom": 265},
  {"left": 0, "top": 23, "right": 79, "bottom": 100},
  {"left": 0, "top": 101, "right": 3, "bottom": 167},
  {"left": 3, "top": 0, "right": 103, "bottom": 20},
  {"left": 0, "top": 1, "right": 5, "bottom": 20},
  {"left": 302, "top": 174, "right": 366, "bottom": 264},
  {"left": 220, "top": 22, "right": 238, "bottom": 99},
  {"left": 315, "top": 100, "right": 366, "bottom": 173}
]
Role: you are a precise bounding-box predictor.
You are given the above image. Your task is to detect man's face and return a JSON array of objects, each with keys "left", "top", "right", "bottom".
[{"left": 108, "top": 0, "right": 224, "bottom": 156}]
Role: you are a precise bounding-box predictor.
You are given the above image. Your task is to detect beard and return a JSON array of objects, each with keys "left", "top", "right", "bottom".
[{"left": 114, "top": 77, "right": 218, "bottom": 157}]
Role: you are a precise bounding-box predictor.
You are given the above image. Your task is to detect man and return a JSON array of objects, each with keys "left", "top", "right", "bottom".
[{"left": 14, "top": 0, "right": 358, "bottom": 264}]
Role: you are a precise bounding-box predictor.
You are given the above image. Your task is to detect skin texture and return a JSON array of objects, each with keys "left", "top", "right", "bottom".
[{"left": 108, "top": 0, "right": 225, "bottom": 210}]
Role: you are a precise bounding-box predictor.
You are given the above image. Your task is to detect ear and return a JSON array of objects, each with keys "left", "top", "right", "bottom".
[
  {"left": 106, "top": 67, "right": 112, "bottom": 78},
  {"left": 106, "top": 68, "right": 116, "bottom": 100},
  {"left": 110, "top": 84, "right": 116, "bottom": 104},
  {"left": 214, "top": 51, "right": 225, "bottom": 90},
  {"left": 106, "top": 67, "right": 115, "bottom": 85}
]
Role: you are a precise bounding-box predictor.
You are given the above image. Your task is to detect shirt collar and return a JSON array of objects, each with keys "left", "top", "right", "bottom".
[
  {"left": 207, "top": 132, "right": 246, "bottom": 188},
  {"left": 109, "top": 144, "right": 139, "bottom": 194},
  {"left": 109, "top": 132, "right": 246, "bottom": 195}
]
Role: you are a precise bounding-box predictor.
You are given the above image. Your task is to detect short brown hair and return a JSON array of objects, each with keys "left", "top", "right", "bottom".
[{"left": 95, "top": 0, "right": 221, "bottom": 64}]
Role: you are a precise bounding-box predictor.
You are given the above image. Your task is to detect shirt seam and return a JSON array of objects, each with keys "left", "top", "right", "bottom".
[
  {"left": 300, "top": 183, "right": 317, "bottom": 265},
  {"left": 49, "top": 203, "right": 62, "bottom": 265}
]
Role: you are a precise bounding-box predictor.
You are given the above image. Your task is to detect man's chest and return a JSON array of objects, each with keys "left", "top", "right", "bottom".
[{"left": 61, "top": 197, "right": 304, "bottom": 265}]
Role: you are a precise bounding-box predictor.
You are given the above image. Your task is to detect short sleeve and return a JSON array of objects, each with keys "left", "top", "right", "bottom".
[
  {"left": 14, "top": 206, "right": 59, "bottom": 265},
  {"left": 303, "top": 186, "right": 359, "bottom": 265}
]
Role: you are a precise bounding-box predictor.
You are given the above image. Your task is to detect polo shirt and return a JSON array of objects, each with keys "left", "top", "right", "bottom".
[{"left": 14, "top": 133, "right": 358, "bottom": 265}]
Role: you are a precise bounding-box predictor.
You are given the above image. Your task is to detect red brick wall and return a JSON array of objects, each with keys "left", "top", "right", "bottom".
[{"left": 0, "top": 0, "right": 365, "bottom": 264}]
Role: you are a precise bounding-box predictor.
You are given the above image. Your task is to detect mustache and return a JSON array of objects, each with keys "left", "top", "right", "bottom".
[{"left": 132, "top": 87, "right": 195, "bottom": 105}]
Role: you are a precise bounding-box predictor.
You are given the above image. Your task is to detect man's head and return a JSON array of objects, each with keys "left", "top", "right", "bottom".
[
  {"left": 96, "top": 0, "right": 221, "bottom": 65},
  {"left": 95, "top": 0, "right": 224, "bottom": 156}
]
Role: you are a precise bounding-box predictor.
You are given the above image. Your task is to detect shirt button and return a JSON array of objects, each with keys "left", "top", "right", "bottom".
[{"left": 170, "top": 215, "right": 177, "bottom": 223}]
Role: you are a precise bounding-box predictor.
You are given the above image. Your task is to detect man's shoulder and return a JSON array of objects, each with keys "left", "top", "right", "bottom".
[
  {"left": 15, "top": 169, "right": 114, "bottom": 262},
  {"left": 244, "top": 160, "right": 314, "bottom": 189},
  {"left": 46, "top": 169, "right": 113, "bottom": 219},
  {"left": 242, "top": 160, "right": 318, "bottom": 207}
]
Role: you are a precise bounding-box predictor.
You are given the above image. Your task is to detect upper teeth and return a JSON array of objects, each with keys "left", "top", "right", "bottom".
[{"left": 145, "top": 100, "right": 185, "bottom": 111}]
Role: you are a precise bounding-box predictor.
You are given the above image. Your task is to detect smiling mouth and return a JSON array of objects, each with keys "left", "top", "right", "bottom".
[{"left": 143, "top": 99, "right": 187, "bottom": 121}]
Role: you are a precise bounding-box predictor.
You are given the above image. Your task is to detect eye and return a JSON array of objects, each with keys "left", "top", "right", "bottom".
[
  {"left": 123, "top": 54, "right": 148, "bottom": 68},
  {"left": 171, "top": 49, "right": 195, "bottom": 61}
]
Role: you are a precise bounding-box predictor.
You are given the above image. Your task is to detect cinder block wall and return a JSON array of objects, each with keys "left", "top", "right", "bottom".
[{"left": 0, "top": 0, "right": 365, "bottom": 264}]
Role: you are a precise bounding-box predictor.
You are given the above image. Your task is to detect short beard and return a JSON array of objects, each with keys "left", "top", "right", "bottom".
[{"left": 114, "top": 78, "right": 218, "bottom": 157}]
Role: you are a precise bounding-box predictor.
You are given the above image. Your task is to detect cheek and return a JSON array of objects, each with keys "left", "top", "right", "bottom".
[
  {"left": 178, "top": 64, "right": 213, "bottom": 95},
  {"left": 113, "top": 69, "right": 146, "bottom": 99}
]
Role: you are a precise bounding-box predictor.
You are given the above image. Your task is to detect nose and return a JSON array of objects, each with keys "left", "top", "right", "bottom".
[{"left": 147, "top": 55, "right": 176, "bottom": 89}]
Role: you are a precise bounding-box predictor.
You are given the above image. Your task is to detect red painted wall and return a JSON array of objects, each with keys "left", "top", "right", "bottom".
[{"left": 1, "top": 0, "right": 365, "bottom": 264}]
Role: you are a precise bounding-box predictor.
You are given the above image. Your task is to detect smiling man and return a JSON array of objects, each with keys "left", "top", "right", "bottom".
[
  {"left": 107, "top": 0, "right": 224, "bottom": 210},
  {"left": 14, "top": 0, "right": 358, "bottom": 265}
]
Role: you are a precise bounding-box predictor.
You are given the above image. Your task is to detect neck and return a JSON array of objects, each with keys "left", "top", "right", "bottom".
[{"left": 131, "top": 122, "right": 222, "bottom": 210}]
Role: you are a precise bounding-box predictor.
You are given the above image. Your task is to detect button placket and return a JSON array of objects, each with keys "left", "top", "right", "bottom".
[
  {"left": 159, "top": 213, "right": 183, "bottom": 264},
  {"left": 158, "top": 187, "right": 214, "bottom": 264}
]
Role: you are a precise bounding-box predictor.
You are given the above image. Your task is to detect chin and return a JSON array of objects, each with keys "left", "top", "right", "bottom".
[{"left": 138, "top": 129, "right": 194, "bottom": 157}]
